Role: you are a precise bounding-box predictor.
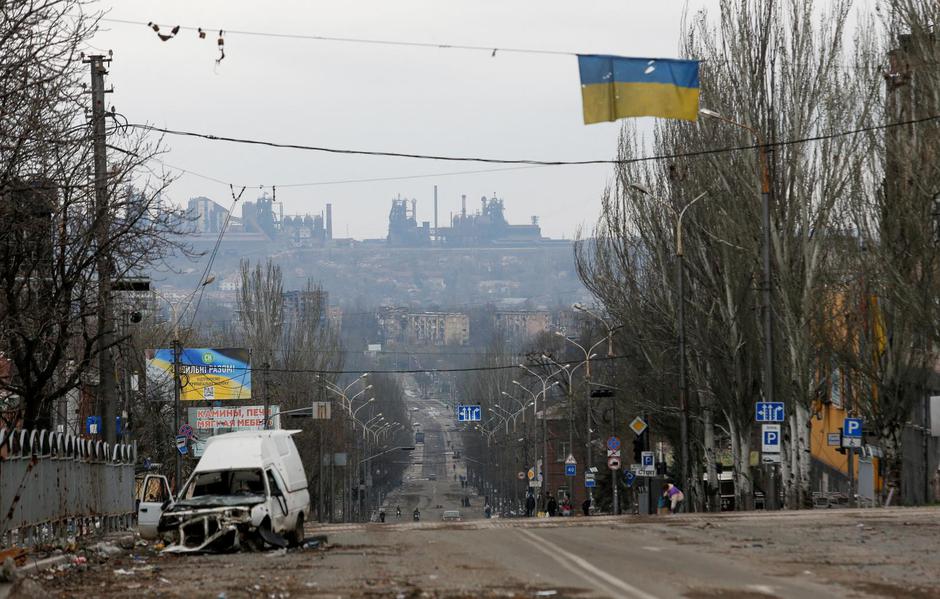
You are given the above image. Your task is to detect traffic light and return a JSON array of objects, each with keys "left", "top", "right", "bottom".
[{"left": 633, "top": 434, "right": 644, "bottom": 462}]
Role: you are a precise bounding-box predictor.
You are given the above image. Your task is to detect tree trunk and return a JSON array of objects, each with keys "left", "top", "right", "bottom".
[{"left": 703, "top": 397, "right": 720, "bottom": 512}]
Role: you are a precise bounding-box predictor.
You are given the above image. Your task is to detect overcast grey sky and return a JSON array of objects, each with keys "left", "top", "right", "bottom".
[{"left": 92, "top": 1, "right": 709, "bottom": 240}]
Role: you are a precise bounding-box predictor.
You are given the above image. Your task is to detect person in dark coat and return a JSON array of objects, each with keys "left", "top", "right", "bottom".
[
  {"left": 525, "top": 493, "right": 536, "bottom": 517},
  {"left": 582, "top": 497, "right": 592, "bottom": 516},
  {"left": 547, "top": 496, "right": 558, "bottom": 517}
]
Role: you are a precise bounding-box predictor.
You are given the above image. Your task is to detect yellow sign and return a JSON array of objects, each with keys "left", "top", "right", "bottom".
[{"left": 629, "top": 416, "right": 648, "bottom": 436}]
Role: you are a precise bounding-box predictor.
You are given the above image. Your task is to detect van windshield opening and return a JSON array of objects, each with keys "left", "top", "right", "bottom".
[{"left": 182, "top": 469, "right": 266, "bottom": 500}]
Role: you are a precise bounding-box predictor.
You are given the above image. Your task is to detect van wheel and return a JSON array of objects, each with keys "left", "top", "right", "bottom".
[{"left": 289, "top": 513, "right": 305, "bottom": 547}]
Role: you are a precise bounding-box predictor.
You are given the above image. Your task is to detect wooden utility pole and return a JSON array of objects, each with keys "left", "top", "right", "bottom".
[{"left": 86, "top": 54, "right": 116, "bottom": 444}]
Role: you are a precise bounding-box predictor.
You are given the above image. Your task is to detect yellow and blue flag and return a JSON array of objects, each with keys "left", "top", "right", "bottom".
[{"left": 578, "top": 55, "right": 700, "bottom": 124}]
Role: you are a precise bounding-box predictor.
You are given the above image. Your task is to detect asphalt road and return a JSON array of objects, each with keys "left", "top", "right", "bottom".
[
  {"left": 34, "top": 507, "right": 940, "bottom": 598},
  {"left": 382, "top": 382, "right": 480, "bottom": 524}
]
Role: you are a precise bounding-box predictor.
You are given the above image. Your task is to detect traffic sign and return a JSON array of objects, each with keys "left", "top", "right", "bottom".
[
  {"left": 175, "top": 435, "right": 188, "bottom": 455},
  {"left": 517, "top": 471, "right": 526, "bottom": 480},
  {"left": 565, "top": 454, "right": 576, "bottom": 464},
  {"left": 761, "top": 424, "right": 781, "bottom": 453},
  {"left": 457, "top": 405, "right": 482, "bottom": 422},
  {"left": 827, "top": 432, "right": 841, "bottom": 446},
  {"left": 585, "top": 471, "right": 596, "bottom": 488},
  {"left": 755, "top": 402, "right": 785, "bottom": 422},
  {"left": 624, "top": 471, "right": 636, "bottom": 487},
  {"left": 529, "top": 480, "right": 542, "bottom": 488},
  {"left": 843, "top": 417, "right": 863, "bottom": 438},
  {"left": 843, "top": 417, "right": 863, "bottom": 448},
  {"left": 629, "top": 417, "right": 648, "bottom": 436},
  {"left": 761, "top": 453, "right": 781, "bottom": 464},
  {"left": 178, "top": 423, "right": 194, "bottom": 439},
  {"left": 607, "top": 456, "right": 621, "bottom": 470},
  {"left": 641, "top": 451, "right": 655, "bottom": 473},
  {"left": 527, "top": 468, "right": 535, "bottom": 480},
  {"left": 565, "top": 463, "right": 577, "bottom": 477},
  {"left": 85, "top": 416, "right": 101, "bottom": 435},
  {"left": 607, "top": 449, "right": 621, "bottom": 458},
  {"left": 607, "top": 436, "right": 621, "bottom": 452}
]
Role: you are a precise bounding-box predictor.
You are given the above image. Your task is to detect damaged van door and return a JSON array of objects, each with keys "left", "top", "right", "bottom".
[{"left": 137, "top": 474, "right": 173, "bottom": 540}]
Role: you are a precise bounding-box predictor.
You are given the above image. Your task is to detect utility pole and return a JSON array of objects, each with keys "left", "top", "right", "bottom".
[
  {"left": 172, "top": 338, "right": 182, "bottom": 490},
  {"left": 86, "top": 54, "right": 115, "bottom": 445},
  {"left": 758, "top": 142, "right": 777, "bottom": 511},
  {"left": 262, "top": 362, "right": 270, "bottom": 430}
]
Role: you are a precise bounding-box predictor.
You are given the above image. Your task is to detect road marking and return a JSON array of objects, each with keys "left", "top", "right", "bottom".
[{"left": 517, "top": 529, "right": 660, "bottom": 599}]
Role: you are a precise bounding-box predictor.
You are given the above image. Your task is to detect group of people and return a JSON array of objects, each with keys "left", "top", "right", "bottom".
[
  {"left": 524, "top": 492, "right": 586, "bottom": 517},
  {"left": 519, "top": 483, "right": 685, "bottom": 517}
]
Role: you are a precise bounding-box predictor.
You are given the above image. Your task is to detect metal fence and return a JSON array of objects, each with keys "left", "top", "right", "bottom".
[{"left": 0, "top": 428, "right": 136, "bottom": 547}]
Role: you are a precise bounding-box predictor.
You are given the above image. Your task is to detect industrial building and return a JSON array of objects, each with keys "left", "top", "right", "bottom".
[
  {"left": 387, "top": 189, "right": 543, "bottom": 247},
  {"left": 187, "top": 193, "right": 334, "bottom": 248}
]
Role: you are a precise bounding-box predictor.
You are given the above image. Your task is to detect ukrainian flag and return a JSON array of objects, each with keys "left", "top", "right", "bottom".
[{"left": 578, "top": 55, "right": 700, "bottom": 124}]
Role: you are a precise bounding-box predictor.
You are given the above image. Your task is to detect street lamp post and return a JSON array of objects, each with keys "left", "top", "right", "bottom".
[
  {"left": 516, "top": 366, "right": 562, "bottom": 510},
  {"left": 699, "top": 107, "right": 776, "bottom": 510},
  {"left": 630, "top": 185, "right": 708, "bottom": 507},
  {"left": 555, "top": 321, "right": 621, "bottom": 511}
]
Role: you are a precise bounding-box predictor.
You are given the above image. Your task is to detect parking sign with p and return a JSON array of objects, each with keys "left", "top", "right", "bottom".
[{"left": 761, "top": 424, "right": 781, "bottom": 453}]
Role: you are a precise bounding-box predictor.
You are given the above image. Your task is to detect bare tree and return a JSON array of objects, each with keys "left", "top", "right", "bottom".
[{"left": 0, "top": 0, "right": 185, "bottom": 429}]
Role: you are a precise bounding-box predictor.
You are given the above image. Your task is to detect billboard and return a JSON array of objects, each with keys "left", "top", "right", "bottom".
[
  {"left": 146, "top": 348, "right": 251, "bottom": 401},
  {"left": 187, "top": 405, "right": 279, "bottom": 434}
]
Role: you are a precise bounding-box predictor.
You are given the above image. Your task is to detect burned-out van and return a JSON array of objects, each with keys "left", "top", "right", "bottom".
[{"left": 140, "top": 430, "right": 309, "bottom": 552}]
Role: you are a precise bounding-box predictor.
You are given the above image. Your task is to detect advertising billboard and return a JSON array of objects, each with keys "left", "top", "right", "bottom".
[{"left": 146, "top": 347, "right": 251, "bottom": 401}]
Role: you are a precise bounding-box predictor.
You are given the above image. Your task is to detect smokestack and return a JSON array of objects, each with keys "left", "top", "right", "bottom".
[
  {"left": 411, "top": 198, "right": 417, "bottom": 220},
  {"left": 461, "top": 194, "right": 466, "bottom": 218},
  {"left": 326, "top": 203, "right": 333, "bottom": 240},
  {"left": 433, "top": 185, "right": 438, "bottom": 236}
]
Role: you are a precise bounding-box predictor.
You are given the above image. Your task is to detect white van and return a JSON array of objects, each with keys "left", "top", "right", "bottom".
[{"left": 139, "top": 430, "right": 310, "bottom": 552}]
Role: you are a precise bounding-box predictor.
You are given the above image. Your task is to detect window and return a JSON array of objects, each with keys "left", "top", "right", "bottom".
[
  {"left": 830, "top": 364, "right": 843, "bottom": 409},
  {"left": 557, "top": 441, "right": 571, "bottom": 462},
  {"left": 267, "top": 470, "right": 284, "bottom": 497}
]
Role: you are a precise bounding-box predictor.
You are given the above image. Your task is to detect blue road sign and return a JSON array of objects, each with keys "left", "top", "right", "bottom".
[
  {"left": 641, "top": 451, "right": 655, "bottom": 472},
  {"left": 585, "top": 478, "right": 596, "bottom": 488},
  {"left": 762, "top": 424, "right": 781, "bottom": 453},
  {"left": 85, "top": 416, "right": 101, "bottom": 435},
  {"left": 456, "top": 405, "right": 482, "bottom": 422},
  {"left": 755, "top": 402, "right": 785, "bottom": 422},
  {"left": 843, "top": 417, "right": 863, "bottom": 438},
  {"left": 607, "top": 436, "right": 621, "bottom": 452},
  {"left": 565, "top": 463, "right": 576, "bottom": 477},
  {"left": 175, "top": 435, "right": 188, "bottom": 455},
  {"left": 624, "top": 471, "right": 636, "bottom": 487}
]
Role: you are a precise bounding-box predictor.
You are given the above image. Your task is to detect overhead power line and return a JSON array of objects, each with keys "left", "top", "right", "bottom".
[
  {"left": 101, "top": 17, "right": 576, "bottom": 57},
  {"left": 158, "top": 354, "right": 630, "bottom": 376},
  {"left": 129, "top": 114, "right": 940, "bottom": 168}
]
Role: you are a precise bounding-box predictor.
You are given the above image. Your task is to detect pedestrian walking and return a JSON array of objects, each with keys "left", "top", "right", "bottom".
[
  {"left": 663, "top": 483, "right": 685, "bottom": 514},
  {"left": 525, "top": 493, "right": 536, "bottom": 517},
  {"left": 547, "top": 496, "right": 558, "bottom": 517}
]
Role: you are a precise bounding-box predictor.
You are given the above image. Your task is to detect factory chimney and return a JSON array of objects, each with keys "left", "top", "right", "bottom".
[
  {"left": 326, "top": 203, "right": 333, "bottom": 240},
  {"left": 433, "top": 185, "right": 438, "bottom": 238},
  {"left": 461, "top": 194, "right": 466, "bottom": 218}
]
